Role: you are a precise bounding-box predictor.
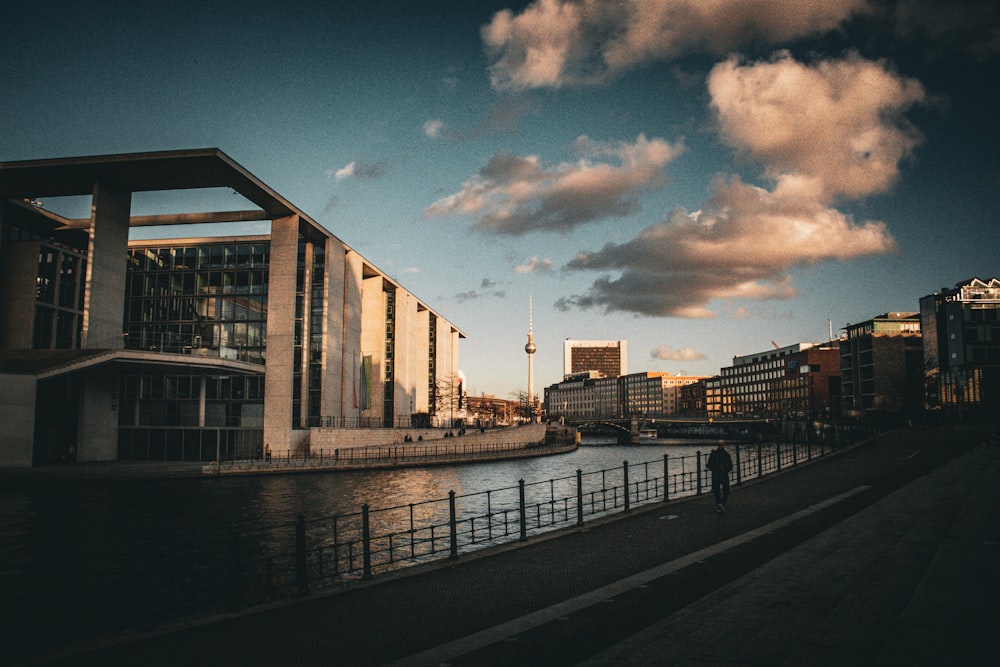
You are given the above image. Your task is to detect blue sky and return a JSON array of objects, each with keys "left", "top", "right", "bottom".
[{"left": 3, "top": 0, "right": 998, "bottom": 398}]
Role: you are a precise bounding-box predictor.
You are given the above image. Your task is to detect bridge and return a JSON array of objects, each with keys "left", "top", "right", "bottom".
[{"left": 569, "top": 416, "right": 779, "bottom": 443}]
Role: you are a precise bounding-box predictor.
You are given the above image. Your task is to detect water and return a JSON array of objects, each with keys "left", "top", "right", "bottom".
[{"left": 0, "top": 436, "right": 736, "bottom": 657}]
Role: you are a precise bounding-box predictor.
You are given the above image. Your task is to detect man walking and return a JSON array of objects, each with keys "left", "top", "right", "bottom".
[{"left": 706, "top": 440, "right": 733, "bottom": 513}]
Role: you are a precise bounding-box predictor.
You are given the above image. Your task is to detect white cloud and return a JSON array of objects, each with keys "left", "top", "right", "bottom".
[
  {"left": 423, "top": 134, "right": 683, "bottom": 234},
  {"left": 326, "top": 160, "right": 386, "bottom": 182},
  {"left": 424, "top": 119, "right": 444, "bottom": 138},
  {"left": 708, "top": 51, "right": 925, "bottom": 200},
  {"left": 515, "top": 256, "right": 554, "bottom": 273},
  {"left": 651, "top": 345, "right": 705, "bottom": 362},
  {"left": 559, "top": 175, "right": 897, "bottom": 318},
  {"left": 483, "top": 0, "right": 871, "bottom": 90}
]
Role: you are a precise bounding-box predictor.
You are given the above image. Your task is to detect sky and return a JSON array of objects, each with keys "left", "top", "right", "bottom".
[{"left": 3, "top": 0, "right": 998, "bottom": 399}]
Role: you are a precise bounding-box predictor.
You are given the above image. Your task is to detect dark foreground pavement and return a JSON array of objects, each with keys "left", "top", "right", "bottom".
[{"left": 31, "top": 426, "right": 999, "bottom": 666}]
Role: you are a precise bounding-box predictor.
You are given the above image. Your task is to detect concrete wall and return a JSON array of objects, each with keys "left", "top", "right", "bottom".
[
  {"left": 0, "top": 374, "right": 37, "bottom": 466},
  {"left": 360, "top": 273, "right": 386, "bottom": 420},
  {"left": 0, "top": 241, "right": 40, "bottom": 349},
  {"left": 77, "top": 365, "right": 119, "bottom": 462},
  {"left": 309, "top": 423, "right": 546, "bottom": 451},
  {"left": 263, "top": 214, "right": 299, "bottom": 450},
  {"left": 82, "top": 182, "right": 130, "bottom": 349},
  {"left": 393, "top": 288, "right": 416, "bottom": 423},
  {"left": 414, "top": 309, "right": 431, "bottom": 414}
]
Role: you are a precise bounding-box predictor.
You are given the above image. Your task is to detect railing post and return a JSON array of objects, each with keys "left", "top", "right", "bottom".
[
  {"left": 757, "top": 443, "right": 763, "bottom": 479},
  {"left": 776, "top": 443, "right": 782, "bottom": 471},
  {"left": 449, "top": 490, "right": 459, "bottom": 559},
  {"left": 295, "top": 514, "right": 308, "bottom": 594},
  {"left": 696, "top": 451, "right": 702, "bottom": 495},
  {"left": 663, "top": 453, "right": 669, "bottom": 502},
  {"left": 792, "top": 441, "right": 798, "bottom": 466},
  {"left": 518, "top": 479, "right": 527, "bottom": 541},
  {"left": 735, "top": 444, "right": 742, "bottom": 486},
  {"left": 623, "top": 461, "right": 630, "bottom": 513},
  {"left": 576, "top": 469, "right": 584, "bottom": 525},
  {"left": 361, "top": 504, "right": 372, "bottom": 580}
]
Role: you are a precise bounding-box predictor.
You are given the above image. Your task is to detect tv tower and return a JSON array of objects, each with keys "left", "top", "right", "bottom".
[{"left": 525, "top": 295, "right": 537, "bottom": 420}]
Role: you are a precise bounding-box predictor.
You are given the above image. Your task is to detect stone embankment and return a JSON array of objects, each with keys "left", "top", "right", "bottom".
[{"left": 205, "top": 423, "right": 574, "bottom": 476}]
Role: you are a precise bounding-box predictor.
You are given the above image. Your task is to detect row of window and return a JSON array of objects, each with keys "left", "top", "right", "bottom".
[{"left": 129, "top": 244, "right": 270, "bottom": 272}]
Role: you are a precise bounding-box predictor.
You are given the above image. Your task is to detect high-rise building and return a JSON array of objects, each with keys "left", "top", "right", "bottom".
[
  {"left": 563, "top": 339, "right": 627, "bottom": 379},
  {"left": 0, "top": 149, "right": 464, "bottom": 467},
  {"left": 840, "top": 312, "right": 923, "bottom": 423},
  {"left": 919, "top": 277, "right": 1000, "bottom": 417}
]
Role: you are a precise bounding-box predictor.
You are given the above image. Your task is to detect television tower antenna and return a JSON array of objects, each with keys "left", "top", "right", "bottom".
[{"left": 525, "top": 295, "right": 537, "bottom": 421}]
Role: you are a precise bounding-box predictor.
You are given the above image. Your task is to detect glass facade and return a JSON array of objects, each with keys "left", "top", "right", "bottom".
[
  {"left": 31, "top": 236, "right": 87, "bottom": 349},
  {"left": 119, "top": 239, "right": 271, "bottom": 461},
  {"left": 124, "top": 241, "right": 269, "bottom": 360}
]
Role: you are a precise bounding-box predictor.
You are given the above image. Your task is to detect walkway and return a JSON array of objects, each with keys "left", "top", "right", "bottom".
[{"left": 33, "top": 426, "right": 998, "bottom": 666}]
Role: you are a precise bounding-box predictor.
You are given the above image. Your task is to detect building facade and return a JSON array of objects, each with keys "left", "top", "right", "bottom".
[
  {"left": 0, "top": 149, "right": 464, "bottom": 467},
  {"left": 919, "top": 277, "right": 1000, "bottom": 418},
  {"left": 840, "top": 312, "right": 923, "bottom": 423},
  {"left": 543, "top": 371, "right": 707, "bottom": 421},
  {"left": 563, "top": 339, "right": 627, "bottom": 379},
  {"left": 715, "top": 343, "right": 841, "bottom": 420}
]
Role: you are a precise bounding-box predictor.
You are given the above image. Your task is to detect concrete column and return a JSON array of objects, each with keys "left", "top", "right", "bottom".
[
  {"left": 0, "top": 240, "right": 40, "bottom": 349},
  {"left": 198, "top": 374, "right": 207, "bottom": 427},
  {"left": 360, "top": 274, "right": 386, "bottom": 421},
  {"left": 393, "top": 289, "right": 416, "bottom": 425},
  {"left": 0, "top": 374, "right": 36, "bottom": 466},
  {"left": 300, "top": 241, "right": 313, "bottom": 429},
  {"left": 82, "top": 181, "right": 131, "bottom": 349},
  {"left": 77, "top": 365, "right": 119, "bottom": 461},
  {"left": 263, "top": 214, "right": 299, "bottom": 451},
  {"left": 321, "top": 242, "right": 348, "bottom": 418},
  {"left": 414, "top": 308, "right": 431, "bottom": 414}
]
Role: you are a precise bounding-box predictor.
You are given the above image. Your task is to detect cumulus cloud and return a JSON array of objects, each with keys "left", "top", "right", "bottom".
[
  {"left": 559, "top": 175, "right": 897, "bottom": 318},
  {"left": 651, "top": 345, "right": 705, "bottom": 362},
  {"left": 326, "top": 160, "right": 386, "bottom": 182},
  {"left": 423, "top": 134, "right": 682, "bottom": 234},
  {"left": 515, "top": 256, "right": 554, "bottom": 273},
  {"left": 482, "top": 0, "right": 871, "bottom": 90},
  {"left": 708, "top": 52, "right": 925, "bottom": 200},
  {"left": 424, "top": 119, "right": 444, "bottom": 138}
]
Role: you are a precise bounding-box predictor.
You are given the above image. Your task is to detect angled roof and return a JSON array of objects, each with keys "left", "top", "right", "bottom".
[{"left": 0, "top": 148, "right": 295, "bottom": 217}]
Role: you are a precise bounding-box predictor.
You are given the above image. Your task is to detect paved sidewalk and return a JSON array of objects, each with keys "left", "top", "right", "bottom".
[
  {"left": 576, "top": 439, "right": 999, "bottom": 665},
  {"left": 35, "top": 426, "right": 997, "bottom": 666}
]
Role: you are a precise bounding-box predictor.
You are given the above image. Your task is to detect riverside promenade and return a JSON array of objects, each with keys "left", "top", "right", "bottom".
[{"left": 35, "top": 425, "right": 998, "bottom": 666}]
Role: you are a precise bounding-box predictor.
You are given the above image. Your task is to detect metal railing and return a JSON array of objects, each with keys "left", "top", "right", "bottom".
[{"left": 30, "top": 440, "right": 838, "bottom": 648}]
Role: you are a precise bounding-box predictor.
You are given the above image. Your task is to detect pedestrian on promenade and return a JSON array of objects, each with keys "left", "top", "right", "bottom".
[
  {"left": 264, "top": 443, "right": 271, "bottom": 463},
  {"left": 706, "top": 440, "right": 733, "bottom": 513}
]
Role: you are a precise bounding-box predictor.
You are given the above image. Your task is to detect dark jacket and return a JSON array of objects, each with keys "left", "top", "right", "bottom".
[{"left": 706, "top": 447, "right": 733, "bottom": 476}]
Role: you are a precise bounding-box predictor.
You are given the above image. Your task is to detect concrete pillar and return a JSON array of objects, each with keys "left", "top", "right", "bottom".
[
  {"left": 82, "top": 181, "right": 131, "bottom": 349},
  {"left": 263, "top": 214, "right": 299, "bottom": 451},
  {"left": 414, "top": 308, "right": 431, "bottom": 414},
  {"left": 0, "top": 374, "right": 36, "bottom": 466},
  {"left": 0, "top": 240, "right": 40, "bottom": 349},
  {"left": 394, "top": 289, "right": 416, "bottom": 425},
  {"left": 360, "top": 274, "right": 386, "bottom": 422},
  {"left": 77, "top": 365, "right": 119, "bottom": 461}
]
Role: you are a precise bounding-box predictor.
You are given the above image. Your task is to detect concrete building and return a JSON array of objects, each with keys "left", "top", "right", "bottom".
[
  {"left": 716, "top": 343, "right": 841, "bottom": 420},
  {"left": 840, "top": 312, "right": 923, "bottom": 424},
  {"left": 0, "top": 149, "right": 464, "bottom": 467},
  {"left": 543, "top": 371, "right": 707, "bottom": 421},
  {"left": 919, "top": 277, "right": 1000, "bottom": 418},
  {"left": 563, "top": 339, "right": 627, "bottom": 379}
]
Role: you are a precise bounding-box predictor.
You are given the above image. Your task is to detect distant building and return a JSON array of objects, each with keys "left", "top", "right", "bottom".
[
  {"left": 563, "top": 339, "right": 627, "bottom": 379},
  {"left": 840, "top": 312, "right": 923, "bottom": 424},
  {"left": 0, "top": 149, "right": 464, "bottom": 468},
  {"left": 543, "top": 371, "right": 707, "bottom": 421},
  {"left": 715, "top": 343, "right": 841, "bottom": 420},
  {"left": 919, "top": 277, "right": 1000, "bottom": 418}
]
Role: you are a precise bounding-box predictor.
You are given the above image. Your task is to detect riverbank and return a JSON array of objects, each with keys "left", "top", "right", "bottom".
[{"left": 0, "top": 423, "right": 570, "bottom": 482}]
